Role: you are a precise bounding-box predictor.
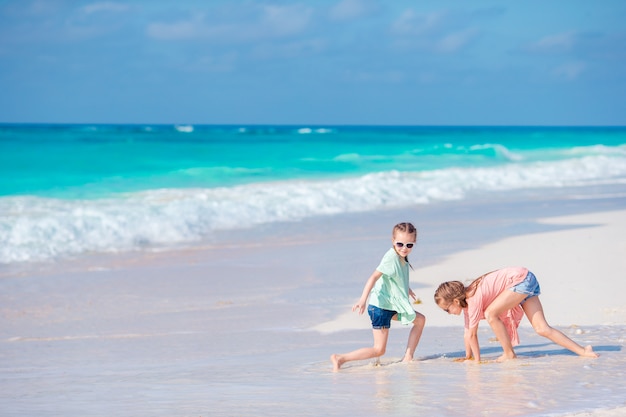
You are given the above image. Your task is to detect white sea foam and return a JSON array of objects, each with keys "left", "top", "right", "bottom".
[
  {"left": 1, "top": 154, "right": 626, "bottom": 264},
  {"left": 174, "top": 125, "right": 194, "bottom": 133},
  {"left": 469, "top": 143, "right": 524, "bottom": 161},
  {"left": 295, "top": 127, "right": 335, "bottom": 134}
]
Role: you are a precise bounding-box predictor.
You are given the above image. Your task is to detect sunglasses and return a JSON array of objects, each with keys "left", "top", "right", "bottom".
[{"left": 394, "top": 241, "right": 415, "bottom": 249}]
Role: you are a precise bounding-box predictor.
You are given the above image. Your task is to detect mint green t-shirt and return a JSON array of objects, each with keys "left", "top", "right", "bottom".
[{"left": 368, "top": 247, "right": 417, "bottom": 325}]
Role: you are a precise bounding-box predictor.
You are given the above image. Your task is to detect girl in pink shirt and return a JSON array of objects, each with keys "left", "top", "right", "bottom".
[{"left": 434, "top": 267, "right": 598, "bottom": 362}]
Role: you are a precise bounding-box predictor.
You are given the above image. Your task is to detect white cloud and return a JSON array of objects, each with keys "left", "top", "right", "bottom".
[
  {"left": 260, "top": 4, "right": 313, "bottom": 37},
  {"left": 147, "top": 13, "right": 209, "bottom": 40},
  {"left": 529, "top": 31, "right": 576, "bottom": 52},
  {"left": 81, "top": 2, "right": 130, "bottom": 15},
  {"left": 436, "top": 28, "right": 477, "bottom": 53},
  {"left": 390, "top": 9, "right": 477, "bottom": 54},
  {"left": 329, "top": 0, "right": 371, "bottom": 21},
  {"left": 25, "top": 0, "right": 61, "bottom": 15},
  {"left": 146, "top": 5, "right": 313, "bottom": 42},
  {"left": 251, "top": 38, "right": 326, "bottom": 60},
  {"left": 391, "top": 9, "right": 444, "bottom": 36},
  {"left": 553, "top": 61, "right": 586, "bottom": 80}
]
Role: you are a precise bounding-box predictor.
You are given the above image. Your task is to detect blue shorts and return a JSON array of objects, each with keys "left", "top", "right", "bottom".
[
  {"left": 368, "top": 305, "right": 397, "bottom": 329},
  {"left": 511, "top": 271, "right": 541, "bottom": 304}
]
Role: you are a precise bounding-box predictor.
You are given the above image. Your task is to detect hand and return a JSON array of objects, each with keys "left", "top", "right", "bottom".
[{"left": 352, "top": 301, "right": 366, "bottom": 315}]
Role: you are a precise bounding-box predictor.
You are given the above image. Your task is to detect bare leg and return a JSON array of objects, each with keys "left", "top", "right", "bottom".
[
  {"left": 483, "top": 290, "right": 528, "bottom": 362},
  {"left": 402, "top": 311, "right": 426, "bottom": 362},
  {"left": 331, "top": 328, "right": 390, "bottom": 372},
  {"left": 522, "top": 297, "right": 599, "bottom": 358}
]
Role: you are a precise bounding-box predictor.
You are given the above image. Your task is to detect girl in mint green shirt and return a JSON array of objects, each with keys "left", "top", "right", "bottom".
[{"left": 331, "top": 222, "right": 426, "bottom": 371}]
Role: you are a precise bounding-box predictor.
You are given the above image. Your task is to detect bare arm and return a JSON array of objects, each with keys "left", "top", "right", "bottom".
[
  {"left": 464, "top": 327, "right": 481, "bottom": 362},
  {"left": 353, "top": 270, "right": 383, "bottom": 314},
  {"left": 464, "top": 329, "right": 473, "bottom": 359}
]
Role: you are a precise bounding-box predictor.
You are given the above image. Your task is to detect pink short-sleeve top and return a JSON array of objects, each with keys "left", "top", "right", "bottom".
[{"left": 464, "top": 267, "right": 529, "bottom": 343}]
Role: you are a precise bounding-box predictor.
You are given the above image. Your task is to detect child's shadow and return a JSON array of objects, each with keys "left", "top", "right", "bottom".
[
  {"left": 419, "top": 346, "right": 504, "bottom": 361},
  {"left": 516, "top": 343, "right": 621, "bottom": 357},
  {"left": 421, "top": 343, "right": 621, "bottom": 361}
]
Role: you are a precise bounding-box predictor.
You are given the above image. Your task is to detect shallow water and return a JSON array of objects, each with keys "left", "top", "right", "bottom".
[{"left": 2, "top": 325, "right": 624, "bottom": 417}]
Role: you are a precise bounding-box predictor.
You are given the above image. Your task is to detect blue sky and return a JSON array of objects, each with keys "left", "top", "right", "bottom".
[{"left": 1, "top": 1, "right": 625, "bottom": 126}]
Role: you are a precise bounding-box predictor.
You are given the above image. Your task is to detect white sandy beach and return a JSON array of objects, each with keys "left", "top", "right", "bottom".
[
  {"left": 1, "top": 187, "right": 625, "bottom": 417},
  {"left": 314, "top": 209, "right": 626, "bottom": 332}
]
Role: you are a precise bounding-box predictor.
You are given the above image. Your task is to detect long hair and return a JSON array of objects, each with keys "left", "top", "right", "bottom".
[
  {"left": 434, "top": 271, "right": 492, "bottom": 308},
  {"left": 434, "top": 281, "right": 467, "bottom": 307},
  {"left": 392, "top": 222, "right": 417, "bottom": 270}
]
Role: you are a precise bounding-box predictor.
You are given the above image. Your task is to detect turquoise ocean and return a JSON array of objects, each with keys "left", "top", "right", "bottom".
[{"left": 2, "top": 124, "right": 626, "bottom": 265}]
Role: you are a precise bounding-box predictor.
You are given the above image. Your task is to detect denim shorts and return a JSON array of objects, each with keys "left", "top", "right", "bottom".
[
  {"left": 368, "top": 305, "right": 397, "bottom": 329},
  {"left": 511, "top": 271, "right": 541, "bottom": 304}
]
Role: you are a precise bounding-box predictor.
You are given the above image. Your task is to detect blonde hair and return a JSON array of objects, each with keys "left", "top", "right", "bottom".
[
  {"left": 434, "top": 281, "right": 467, "bottom": 307},
  {"left": 392, "top": 222, "right": 417, "bottom": 238},
  {"left": 433, "top": 271, "right": 492, "bottom": 308}
]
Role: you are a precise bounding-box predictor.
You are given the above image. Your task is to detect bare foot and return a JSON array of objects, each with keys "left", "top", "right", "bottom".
[
  {"left": 330, "top": 354, "right": 344, "bottom": 372},
  {"left": 402, "top": 355, "right": 414, "bottom": 363},
  {"left": 496, "top": 353, "right": 517, "bottom": 363},
  {"left": 581, "top": 345, "right": 599, "bottom": 358}
]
